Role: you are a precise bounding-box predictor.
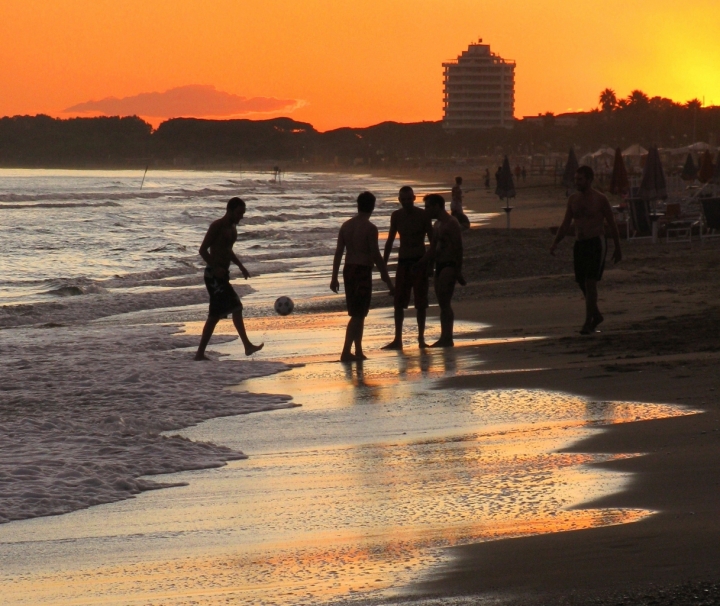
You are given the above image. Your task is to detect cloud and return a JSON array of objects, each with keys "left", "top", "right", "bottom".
[{"left": 63, "top": 85, "right": 304, "bottom": 118}]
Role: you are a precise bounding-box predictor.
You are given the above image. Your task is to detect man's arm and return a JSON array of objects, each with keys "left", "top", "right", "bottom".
[
  {"left": 550, "top": 199, "right": 574, "bottom": 255},
  {"left": 330, "top": 227, "right": 345, "bottom": 293},
  {"left": 383, "top": 213, "right": 398, "bottom": 264},
  {"left": 420, "top": 223, "right": 439, "bottom": 265},
  {"left": 198, "top": 221, "right": 220, "bottom": 267},
  {"left": 601, "top": 196, "right": 622, "bottom": 263},
  {"left": 370, "top": 224, "right": 394, "bottom": 294},
  {"left": 229, "top": 251, "right": 250, "bottom": 279}
]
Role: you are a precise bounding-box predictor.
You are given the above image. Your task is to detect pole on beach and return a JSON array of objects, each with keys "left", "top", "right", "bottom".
[{"left": 140, "top": 165, "right": 149, "bottom": 189}]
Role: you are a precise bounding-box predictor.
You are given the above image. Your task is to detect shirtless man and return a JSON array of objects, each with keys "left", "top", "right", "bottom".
[
  {"left": 381, "top": 186, "right": 433, "bottom": 350},
  {"left": 421, "top": 194, "right": 466, "bottom": 347},
  {"left": 194, "top": 197, "right": 263, "bottom": 360},
  {"left": 330, "top": 191, "right": 394, "bottom": 362},
  {"left": 550, "top": 166, "right": 622, "bottom": 335},
  {"left": 450, "top": 176, "right": 470, "bottom": 229}
]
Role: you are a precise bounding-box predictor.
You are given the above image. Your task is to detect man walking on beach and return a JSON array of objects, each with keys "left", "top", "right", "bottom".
[
  {"left": 550, "top": 166, "right": 622, "bottom": 335},
  {"left": 330, "top": 191, "right": 394, "bottom": 362},
  {"left": 195, "top": 197, "right": 263, "bottom": 360},
  {"left": 422, "top": 194, "right": 466, "bottom": 347},
  {"left": 451, "top": 176, "right": 470, "bottom": 229},
  {"left": 381, "top": 186, "right": 433, "bottom": 350}
]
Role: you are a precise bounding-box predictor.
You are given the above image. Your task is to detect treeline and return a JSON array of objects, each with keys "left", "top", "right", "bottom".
[{"left": 1, "top": 94, "right": 719, "bottom": 169}]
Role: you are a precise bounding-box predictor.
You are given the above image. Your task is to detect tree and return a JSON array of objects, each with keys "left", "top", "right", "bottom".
[
  {"left": 599, "top": 88, "right": 617, "bottom": 112},
  {"left": 626, "top": 90, "right": 650, "bottom": 107},
  {"left": 685, "top": 98, "right": 702, "bottom": 111}
]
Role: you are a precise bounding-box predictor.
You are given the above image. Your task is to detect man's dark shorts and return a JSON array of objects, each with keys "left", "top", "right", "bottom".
[
  {"left": 343, "top": 264, "right": 373, "bottom": 318},
  {"left": 573, "top": 236, "right": 607, "bottom": 289},
  {"left": 204, "top": 267, "right": 243, "bottom": 318},
  {"left": 394, "top": 257, "right": 429, "bottom": 310}
]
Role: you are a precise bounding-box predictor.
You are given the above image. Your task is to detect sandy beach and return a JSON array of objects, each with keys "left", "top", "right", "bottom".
[
  {"left": 2, "top": 168, "right": 720, "bottom": 605},
  {"left": 387, "top": 171, "right": 720, "bottom": 605}
]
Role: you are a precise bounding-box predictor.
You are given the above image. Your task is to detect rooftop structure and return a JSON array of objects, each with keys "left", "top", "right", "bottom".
[{"left": 442, "top": 40, "right": 515, "bottom": 130}]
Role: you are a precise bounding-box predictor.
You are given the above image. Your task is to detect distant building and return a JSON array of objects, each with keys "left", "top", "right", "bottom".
[{"left": 442, "top": 40, "right": 515, "bottom": 130}]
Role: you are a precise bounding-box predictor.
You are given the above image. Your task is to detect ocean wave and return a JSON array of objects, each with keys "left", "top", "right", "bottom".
[{"left": 0, "top": 201, "right": 122, "bottom": 210}]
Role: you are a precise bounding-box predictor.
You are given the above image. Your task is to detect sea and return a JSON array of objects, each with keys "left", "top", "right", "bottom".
[{"left": 0, "top": 169, "right": 694, "bottom": 605}]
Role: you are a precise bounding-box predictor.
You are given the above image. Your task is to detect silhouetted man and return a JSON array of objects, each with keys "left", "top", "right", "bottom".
[
  {"left": 382, "top": 186, "right": 433, "bottom": 350},
  {"left": 330, "top": 191, "right": 394, "bottom": 361},
  {"left": 451, "top": 176, "right": 470, "bottom": 229},
  {"left": 195, "top": 197, "right": 263, "bottom": 360},
  {"left": 550, "top": 166, "right": 622, "bottom": 334},
  {"left": 422, "top": 194, "right": 466, "bottom": 347}
]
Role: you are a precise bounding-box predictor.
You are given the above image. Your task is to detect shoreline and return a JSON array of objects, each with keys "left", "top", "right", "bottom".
[{"left": 393, "top": 217, "right": 720, "bottom": 603}]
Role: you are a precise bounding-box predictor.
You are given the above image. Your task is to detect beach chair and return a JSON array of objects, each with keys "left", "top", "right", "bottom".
[
  {"left": 663, "top": 202, "right": 696, "bottom": 243},
  {"left": 627, "top": 198, "right": 654, "bottom": 240},
  {"left": 700, "top": 198, "right": 720, "bottom": 240}
]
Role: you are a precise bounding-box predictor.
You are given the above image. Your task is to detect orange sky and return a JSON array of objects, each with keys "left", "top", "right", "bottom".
[{"left": 1, "top": 0, "right": 719, "bottom": 131}]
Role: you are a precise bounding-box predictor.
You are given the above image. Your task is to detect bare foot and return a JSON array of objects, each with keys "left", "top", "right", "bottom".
[
  {"left": 430, "top": 339, "right": 454, "bottom": 348},
  {"left": 418, "top": 339, "right": 429, "bottom": 349},
  {"left": 194, "top": 353, "right": 211, "bottom": 361},
  {"left": 340, "top": 352, "right": 358, "bottom": 362},
  {"left": 245, "top": 343, "right": 264, "bottom": 356},
  {"left": 356, "top": 352, "right": 368, "bottom": 360},
  {"left": 381, "top": 340, "right": 403, "bottom": 350}
]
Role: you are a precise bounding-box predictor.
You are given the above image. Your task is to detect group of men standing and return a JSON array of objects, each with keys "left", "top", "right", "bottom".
[
  {"left": 330, "top": 188, "right": 465, "bottom": 362},
  {"left": 194, "top": 165, "right": 621, "bottom": 360}
]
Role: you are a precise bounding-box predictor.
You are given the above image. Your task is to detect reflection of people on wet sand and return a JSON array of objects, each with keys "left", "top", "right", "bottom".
[
  {"left": 195, "top": 197, "right": 264, "bottom": 360},
  {"left": 421, "top": 194, "right": 466, "bottom": 347},
  {"left": 382, "top": 186, "right": 433, "bottom": 350},
  {"left": 330, "top": 191, "right": 394, "bottom": 362},
  {"left": 550, "top": 166, "right": 622, "bottom": 335},
  {"left": 450, "top": 176, "right": 470, "bottom": 229}
]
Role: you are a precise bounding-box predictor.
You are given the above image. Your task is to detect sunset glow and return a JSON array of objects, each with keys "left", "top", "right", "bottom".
[{"left": 1, "top": 0, "right": 719, "bottom": 130}]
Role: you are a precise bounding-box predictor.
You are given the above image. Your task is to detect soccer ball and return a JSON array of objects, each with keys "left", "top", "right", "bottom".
[{"left": 274, "top": 296, "right": 294, "bottom": 316}]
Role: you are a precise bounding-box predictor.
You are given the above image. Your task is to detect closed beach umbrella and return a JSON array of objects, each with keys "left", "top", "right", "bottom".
[
  {"left": 681, "top": 153, "right": 698, "bottom": 181},
  {"left": 609, "top": 147, "right": 629, "bottom": 195},
  {"left": 638, "top": 146, "right": 667, "bottom": 201},
  {"left": 561, "top": 147, "right": 579, "bottom": 189},
  {"left": 698, "top": 150, "right": 714, "bottom": 183},
  {"left": 495, "top": 155, "right": 516, "bottom": 201}
]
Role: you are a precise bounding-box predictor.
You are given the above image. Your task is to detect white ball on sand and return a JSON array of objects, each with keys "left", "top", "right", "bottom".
[{"left": 274, "top": 296, "right": 294, "bottom": 316}]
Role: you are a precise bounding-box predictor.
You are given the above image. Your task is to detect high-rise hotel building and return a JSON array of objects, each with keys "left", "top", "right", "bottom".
[{"left": 442, "top": 40, "right": 515, "bottom": 130}]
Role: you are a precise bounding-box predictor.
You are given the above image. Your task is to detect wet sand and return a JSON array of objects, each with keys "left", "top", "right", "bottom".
[{"left": 390, "top": 174, "right": 720, "bottom": 604}]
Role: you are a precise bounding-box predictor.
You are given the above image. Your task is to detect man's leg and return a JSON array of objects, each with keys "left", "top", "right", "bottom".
[
  {"left": 382, "top": 308, "right": 404, "bottom": 350},
  {"left": 431, "top": 270, "right": 456, "bottom": 347},
  {"left": 195, "top": 315, "right": 220, "bottom": 360},
  {"left": 417, "top": 307, "right": 427, "bottom": 348},
  {"left": 341, "top": 316, "right": 363, "bottom": 361},
  {"left": 231, "top": 309, "right": 264, "bottom": 355},
  {"left": 353, "top": 318, "right": 367, "bottom": 360},
  {"left": 581, "top": 279, "right": 603, "bottom": 334}
]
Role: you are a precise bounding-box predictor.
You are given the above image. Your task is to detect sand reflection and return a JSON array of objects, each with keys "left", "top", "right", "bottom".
[{"left": 0, "top": 308, "right": 695, "bottom": 606}]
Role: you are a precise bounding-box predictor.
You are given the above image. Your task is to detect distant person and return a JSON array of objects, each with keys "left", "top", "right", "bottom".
[
  {"left": 484, "top": 168, "right": 491, "bottom": 189},
  {"left": 521, "top": 166, "right": 527, "bottom": 181},
  {"left": 381, "top": 186, "right": 433, "bottom": 350},
  {"left": 330, "top": 191, "right": 394, "bottom": 361},
  {"left": 550, "top": 166, "right": 622, "bottom": 335},
  {"left": 421, "top": 194, "right": 466, "bottom": 347},
  {"left": 495, "top": 166, "right": 502, "bottom": 188},
  {"left": 515, "top": 165, "right": 522, "bottom": 181},
  {"left": 450, "top": 176, "right": 470, "bottom": 229},
  {"left": 195, "top": 197, "right": 263, "bottom": 360}
]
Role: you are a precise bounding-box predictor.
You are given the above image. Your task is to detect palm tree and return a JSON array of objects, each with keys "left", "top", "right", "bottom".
[
  {"left": 599, "top": 88, "right": 617, "bottom": 112},
  {"left": 626, "top": 90, "right": 650, "bottom": 107}
]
